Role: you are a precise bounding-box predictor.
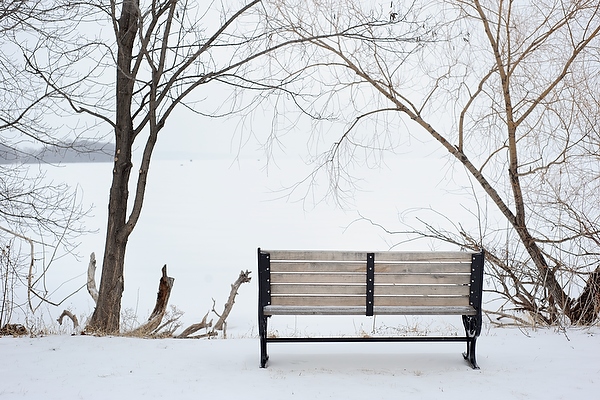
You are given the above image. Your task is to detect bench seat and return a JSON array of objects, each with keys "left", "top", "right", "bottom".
[{"left": 263, "top": 305, "right": 477, "bottom": 316}]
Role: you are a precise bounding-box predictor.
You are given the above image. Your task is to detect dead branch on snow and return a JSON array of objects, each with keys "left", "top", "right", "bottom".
[
  {"left": 176, "top": 311, "right": 215, "bottom": 338},
  {"left": 127, "top": 265, "right": 174, "bottom": 337},
  {"left": 178, "top": 270, "right": 251, "bottom": 338},
  {"left": 213, "top": 269, "right": 252, "bottom": 332},
  {"left": 57, "top": 310, "right": 79, "bottom": 331}
]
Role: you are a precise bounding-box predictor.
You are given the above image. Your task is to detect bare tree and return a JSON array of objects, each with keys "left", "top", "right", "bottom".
[
  {"left": 16, "top": 0, "right": 323, "bottom": 333},
  {"left": 263, "top": 0, "right": 600, "bottom": 324}
]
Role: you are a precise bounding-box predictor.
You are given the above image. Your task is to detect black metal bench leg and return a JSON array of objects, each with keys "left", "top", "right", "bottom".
[
  {"left": 463, "top": 337, "right": 479, "bottom": 369},
  {"left": 259, "top": 315, "right": 269, "bottom": 368},
  {"left": 462, "top": 315, "right": 481, "bottom": 370}
]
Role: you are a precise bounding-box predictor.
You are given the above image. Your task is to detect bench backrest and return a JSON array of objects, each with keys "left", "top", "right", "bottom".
[{"left": 258, "top": 249, "right": 484, "bottom": 316}]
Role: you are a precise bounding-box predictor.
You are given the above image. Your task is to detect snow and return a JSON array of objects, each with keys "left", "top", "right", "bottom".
[
  {"left": 2, "top": 156, "right": 599, "bottom": 399},
  {"left": 1, "top": 328, "right": 598, "bottom": 399},
  {"left": 30, "top": 155, "right": 484, "bottom": 332}
]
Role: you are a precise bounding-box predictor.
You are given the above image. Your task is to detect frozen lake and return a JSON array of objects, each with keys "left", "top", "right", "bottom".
[{"left": 29, "top": 147, "right": 483, "bottom": 334}]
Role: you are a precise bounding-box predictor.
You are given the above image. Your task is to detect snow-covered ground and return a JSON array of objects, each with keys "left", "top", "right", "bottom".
[
  {"left": 1, "top": 327, "right": 598, "bottom": 399},
  {"left": 27, "top": 154, "right": 483, "bottom": 332},
  {"left": 2, "top": 154, "right": 598, "bottom": 399}
]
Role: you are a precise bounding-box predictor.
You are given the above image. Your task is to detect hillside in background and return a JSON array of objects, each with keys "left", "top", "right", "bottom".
[{"left": 0, "top": 140, "right": 114, "bottom": 164}]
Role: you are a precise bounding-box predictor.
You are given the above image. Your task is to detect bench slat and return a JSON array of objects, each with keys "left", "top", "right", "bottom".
[
  {"left": 266, "top": 250, "right": 368, "bottom": 261},
  {"left": 374, "top": 251, "right": 472, "bottom": 262},
  {"left": 264, "top": 250, "right": 473, "bottom": 262},
  {"left": 375, "top": 274, "right": 470, "bottom": 285},
  {"left": 375, "top": 262, "right": 471, "bottom": 274},
  {"left": 271, "top": 296, "right": 366, "bottom": 307},
  {"left": 373, "top": 306, "right": 476, "bottom": 315},
  {"left": 374, "top": 285, "right": 470, "bottom": 296},
  {"left": 271, "top": 273, "right": 365, "bottom": 284},
  {"left": 271, "top": 284, "right": 469, "bottom": 296},
  {"left": 263, "top": 305, "right": 476, "bottom": 316},
  {"left": 271, "top": 284, "right": 365, "bottom": 295},
  {"left": 264, "top": 305, "right": 366, "bottom": 315},
  {"left": 271, "top": 273, "right": 470, "bottom": 285},
  {"left": 270, "top": 295, "right": 470, "bottom": 307},
  {"left": 271, "top": 261, "right": 472, "bottom": 274},
  {"left": 374, "top": 295, "right": 470, "bottom": 307},
  {"left": 270, "top": 261, "right": 366, "bottom": 273}
]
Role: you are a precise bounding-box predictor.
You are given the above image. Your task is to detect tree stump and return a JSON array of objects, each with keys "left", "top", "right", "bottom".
[{"left": 128, "top": 265, "right": 174, "bottom": 336}]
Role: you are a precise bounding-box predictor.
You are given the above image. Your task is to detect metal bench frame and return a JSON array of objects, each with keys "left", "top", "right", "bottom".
[{"left": 258, "top": 248, "right": 485, "bottom": 369}]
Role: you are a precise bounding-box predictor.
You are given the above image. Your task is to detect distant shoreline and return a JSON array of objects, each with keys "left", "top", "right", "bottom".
[{"left": 0, "top": 141, "right": 115, "bottom": 165}]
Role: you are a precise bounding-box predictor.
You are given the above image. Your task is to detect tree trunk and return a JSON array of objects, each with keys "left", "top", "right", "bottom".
[
  {"left": 569, "top": 266, "right": 600, "bottom": 325},
  {"left": 87, "top": 231, "right": 128, "bottom": 333},
  {"left": 86, "top": 0, "right": 138, "bottom": 334}
]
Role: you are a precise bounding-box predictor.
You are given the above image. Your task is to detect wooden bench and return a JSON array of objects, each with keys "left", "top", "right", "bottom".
[{"left": 258, "top": 248, "right": 485, "bottom": 369}]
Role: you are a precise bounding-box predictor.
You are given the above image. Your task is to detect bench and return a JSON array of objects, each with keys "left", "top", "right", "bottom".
[{"left": 258, "top": 248, "right": 485, "bottom": 369}]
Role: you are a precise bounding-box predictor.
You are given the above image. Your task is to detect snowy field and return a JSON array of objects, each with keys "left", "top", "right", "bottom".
[
  {"left": 2, "top": 150, "right": 599, "bottom": 399},
  {"left": 1, "top": 328, "right": 598, "bottom": 399},
  {"left": 24, "top": 149, "right": 484, "bottom": 332}
]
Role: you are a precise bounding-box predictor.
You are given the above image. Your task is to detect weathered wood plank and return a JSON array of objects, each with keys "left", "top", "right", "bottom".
[
  {"left": 375, "top": 262, "right": 471, "bottom": 274},
  {"left": 271, "top": 272, "right": 470, "bottom": 285},
  {"left": 373, "top": 306, "right": 476, "bottom": 315},
  {"left": 373, "top": 285, "right": 470, "bottom": 296},
  {"left": 270, "top": 296, "right": 365, "bottom": 307},
  {"left": 263, "top": 306, "right": 366, "bottom": 315},
  {"left": 263, "top": 305, "right": 476, "bottom": 316},
  {"left": 265, "top": 250, "right": 367, "bottom": 261},
  {"left": 374, "top": 295, "right": 470, "bottom": 307},
  {"left": 264, "top": 250, "right": 473, "bottom": 263},
  {"left": 270, "top": 262, "right": 470, "bottom": 274},
  {"left": 271, "top": 283, "right": 469, "bottom": 296},
  {"left": 375, "top": 274, "right": 471, "bottom": 285},
  {"left": 270, "top": 273, "right": 366, "bottom": 284},
  {"left": 271, "top": 284, "right": 366, "bottom": 295},
  {"left": 374, "top": 251, "right": 472, "bottom": 262},
  {"left": 270, "top": 294, "right": 470, "bottom": 307},
  {"left": 270, "top": 261, "right": 366, "bottom": 273}
]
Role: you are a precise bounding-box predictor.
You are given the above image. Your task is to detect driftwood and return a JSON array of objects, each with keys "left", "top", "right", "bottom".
[
  {"left": 213, "top": 269, "right": 252, "bottom": 332},
  {"left": 178, "top": 270, "right": 251, "bottom": 338},
  {"left": 57, "top": 310, "right": 80, "bottom": 330},
  {"left": 176, "top": 312, "right": 214, "bottom": 338},
  {"left": 128, "top": 265, "right": 174, "bottom": 337},
  {"left": 86, "top": 252, "right": 99, "bottom": 304}
]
